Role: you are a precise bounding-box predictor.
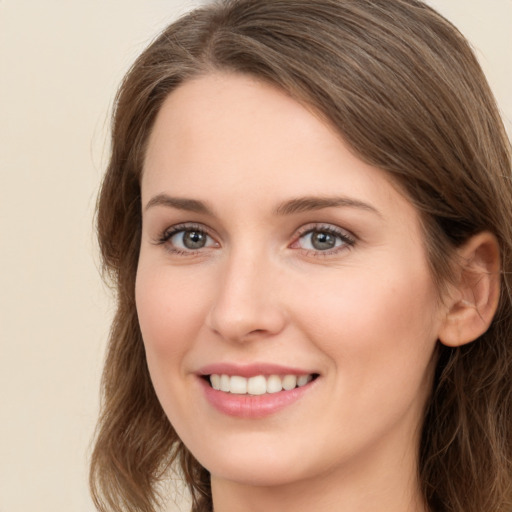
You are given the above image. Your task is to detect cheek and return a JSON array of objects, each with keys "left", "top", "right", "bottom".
[
  {"left": 344, "top": 278, "right": 436, "bottom": 346},
  {"left": 135, "top": 264, "right": 208, "bottom": 368},
  {"left": 135, "top": 263, "right": 213, "bottom": 432},
  {"left": 300, "top": 267, "right": 436, "bottom": 334},
  {"left": 292, "top": 259, "right": 440, "bottom": 391},
  {"left": 297, "top": 266, "right": 440, "bottom": 454}
]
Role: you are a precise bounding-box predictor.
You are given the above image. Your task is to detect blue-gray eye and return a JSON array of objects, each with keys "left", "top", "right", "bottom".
[
  {"left": 170, "top": 229, "right": 213, "bottom": 250},
  {"left": 310, "top": 231, "right": 337, "bottom": 250},
  {"left": 298, "top": 229, "right": 349, "bottom": 251}
]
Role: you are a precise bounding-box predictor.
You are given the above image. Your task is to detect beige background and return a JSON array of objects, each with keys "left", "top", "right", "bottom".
[{"left": 0, "top": 2, "right": 510, "bottom": 511}]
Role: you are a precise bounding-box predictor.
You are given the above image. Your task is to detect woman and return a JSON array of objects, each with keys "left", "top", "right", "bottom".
[{"left": 90, "top": 1, "right": 512, "bottom": 511}]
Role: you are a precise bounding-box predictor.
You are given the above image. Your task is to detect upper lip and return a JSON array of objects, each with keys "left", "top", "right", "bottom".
[{"left": 197, "top": 362, "right": 317, "bottom": 378}]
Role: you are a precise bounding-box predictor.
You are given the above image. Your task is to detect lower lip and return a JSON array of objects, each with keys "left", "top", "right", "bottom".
[{"left": 200, "top": 377, "right": 317, "bottom": 419}]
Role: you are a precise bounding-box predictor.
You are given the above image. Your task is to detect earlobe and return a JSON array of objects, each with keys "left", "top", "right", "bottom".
[{"left": 438, "top": 232, "right": 501, "bottom": 348}]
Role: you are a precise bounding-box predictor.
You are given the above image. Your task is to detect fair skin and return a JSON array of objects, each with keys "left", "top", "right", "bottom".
[{"left": 136, "top": 73, "right": 497, "bottom": 512}]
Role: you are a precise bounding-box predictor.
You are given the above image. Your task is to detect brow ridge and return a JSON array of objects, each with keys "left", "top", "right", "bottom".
[
  {"left": 144, "top": 193, "right": 380, "bottom": 218},
  {"left": 144, "top": 194, "right": 213, "bottom": 215},
  {"left": 274, "top": 196, "right": 381, "bottom": 216}
]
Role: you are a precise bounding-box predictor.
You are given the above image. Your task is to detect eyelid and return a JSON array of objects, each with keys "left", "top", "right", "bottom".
[
  {"left": 152, "top": 221, "right": 355, "bottom": 257},
  {"left": 154, "top": 222, "right": 219, "bottom": 253},
  {"left": 290, "top": 223, "right": 356, "bottom": 254}
]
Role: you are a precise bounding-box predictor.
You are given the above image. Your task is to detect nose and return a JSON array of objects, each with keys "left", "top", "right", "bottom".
[{"left": 205, "top": 248, "right": 287, "bottom": 343}]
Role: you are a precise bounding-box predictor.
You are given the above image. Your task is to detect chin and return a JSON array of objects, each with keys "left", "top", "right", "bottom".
[
  {"left": 188, "top": 432, "right": 327, "bottom": 488},
  {"left": 207, "top": 457, "right": 307, "bottom": 488}
]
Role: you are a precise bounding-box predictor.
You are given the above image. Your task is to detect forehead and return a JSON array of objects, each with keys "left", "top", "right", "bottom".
[
  {"left": 143, "top": 73, "right": 341, "bottom": 178},
  {"left": 142, "top": 72, "right": 412, "bottom": 221}
]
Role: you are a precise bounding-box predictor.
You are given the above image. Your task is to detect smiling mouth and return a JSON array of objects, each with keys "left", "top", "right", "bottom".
[{"left": 205, "top": 373, "right": 319, "bottom": 395}]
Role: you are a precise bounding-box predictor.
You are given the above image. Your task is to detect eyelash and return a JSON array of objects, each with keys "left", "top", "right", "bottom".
[
  {"left": 154, "top": 222, "right": 356, "bottom": 257},
  {"left": 292, "top": 224, "right": 356, "bottom": 256},
  {"left": 155, "top": 223, "right": 216, "bottom": 256}
]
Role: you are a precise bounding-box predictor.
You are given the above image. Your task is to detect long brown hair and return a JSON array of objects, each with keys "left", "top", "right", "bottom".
[{"left": 90, "top": 1, "right": 512, "bottom": 511}]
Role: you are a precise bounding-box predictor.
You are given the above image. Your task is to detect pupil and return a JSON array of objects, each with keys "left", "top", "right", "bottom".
[
  {"left": 312, "top": 231, "right": 335, "bottom": 250},
  {"left": 183, "top": 231, "right": 206, "bottom": 249}
]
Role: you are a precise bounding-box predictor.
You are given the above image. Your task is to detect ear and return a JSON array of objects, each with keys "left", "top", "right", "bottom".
[{"left": 438, "top": 232, "right": 500, "bottom": 348}]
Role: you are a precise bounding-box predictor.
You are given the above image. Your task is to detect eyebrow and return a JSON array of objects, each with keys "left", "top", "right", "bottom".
[
  {"left": 274, "top": 196, "right": 381, "bottom": 217},
  {"left": 144, "top": 193, "right": 381, "bottom": 217},
  {"left": 144, "top": 194, "right": 214, "bottom": 215}
]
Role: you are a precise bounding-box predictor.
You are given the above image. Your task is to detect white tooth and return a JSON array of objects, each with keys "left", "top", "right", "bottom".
[
  {"left": 220, "top": 374, "right": 230, "bottom": 392},
  {"left": 282, "top": 374, "right": 297, "bottom": 390},
  {"left": 266, "top": 375, "right": 283, "bottom": 393},
  {"left": 210, "top": 374, "right": 221, "bottom": 390},
  {"left": 230, "top": 375, "right": 248, "bottom": 394},
  {"left": 247, "top": 375, "right": 267, "bottom": 395},
  {"left": 297, "top": 375, "right": 310, "bottom": 387}
]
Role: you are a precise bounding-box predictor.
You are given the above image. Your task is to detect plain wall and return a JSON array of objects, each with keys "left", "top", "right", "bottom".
[{"left": 0, "top": 2, "right": 510, "bottom": 511}]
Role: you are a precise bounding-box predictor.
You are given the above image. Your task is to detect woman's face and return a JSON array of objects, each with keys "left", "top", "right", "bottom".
[{"left": 137, "top": 73, "right": 446, "bottom": 489}]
